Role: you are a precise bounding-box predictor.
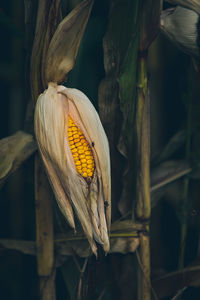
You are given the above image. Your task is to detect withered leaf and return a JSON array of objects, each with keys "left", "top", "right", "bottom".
[{"left": 44, "top": 0, "right": 93, "bottom": 85}]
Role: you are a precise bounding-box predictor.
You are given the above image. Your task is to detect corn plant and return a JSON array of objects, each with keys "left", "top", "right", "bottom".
[{"left": 1, "top": 0, "right": 200, "bottom": 300}]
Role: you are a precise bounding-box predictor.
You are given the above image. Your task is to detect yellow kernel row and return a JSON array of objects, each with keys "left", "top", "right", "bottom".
[{"left": 67, "top": 116, "right": 95, "bottom": 179}]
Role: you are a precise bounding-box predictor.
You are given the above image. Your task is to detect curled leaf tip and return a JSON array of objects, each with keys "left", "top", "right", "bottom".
[{"left": 44, "top": 0, "right": 94, "bottom": 85}]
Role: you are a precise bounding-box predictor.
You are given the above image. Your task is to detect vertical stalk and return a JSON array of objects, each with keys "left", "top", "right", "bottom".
[
  {"left": 137, "top": 233, "right": 151, "bottom": 300},
  {"left": 35, "top": 154, "right": 55, "bottom": 299},
  {"left": 178, "top": 62, "right": 193, "bottom": 269},
  {"left": 30, "top": 1, "right": 61, "bottom": 299},
  {"left": 136, "top": 53, "right": 151, "bottom": 300},
  {"left": 135, "top": 0, "right": 161, "bottom": 296},
  {"left": 136, "top": 56, "right": 150, "bottom": 220}
]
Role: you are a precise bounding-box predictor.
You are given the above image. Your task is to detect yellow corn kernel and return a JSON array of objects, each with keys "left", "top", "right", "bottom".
[
  {"left": 85, "top": 155, "right": 92, "bottom": 160},
  {"left": 73, "top": 134, "right": 79, "bottom": 139},
  {"left": 75, "top": 142, "right": 82, "bottom": 147},
  {"left": 87, "top": 164, "right": 93, "bottom": 169},
  {"left": 78, "top": 149, "right": 84, "bottom": 154},
  {"left": 71, "top": 148, "right": 77, "bottom": 153},
  {"left": 74, "top": 138, "right": 80, "bottom": 143},
  {"left": 85, "top": 151, "right": 91, "bottom": 156},
  {"left": 67, "top": 116, "right": 95, "bottom": 179},
  {"left": 81, "top": 158, "right": 87, "bottom": 163}
]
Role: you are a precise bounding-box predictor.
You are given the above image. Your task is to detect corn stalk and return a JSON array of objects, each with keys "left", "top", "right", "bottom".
[
  {"left": 135, "top": 1, "right": 161, "bottom": 299},
  {"left": 30, "top": 1, "right": 61, "bottom": 299},
  {"left": 30, "top": 0, "right": 94, "bottom": 297},
  {"left": 34, "top": 154, "right": 55, "bottom": 299},
  {"left": 136, "top": 44, "right": 151, "bottom": 300},
  {"left": 178, "top": 63, "right": 193, "bottom": 269}
]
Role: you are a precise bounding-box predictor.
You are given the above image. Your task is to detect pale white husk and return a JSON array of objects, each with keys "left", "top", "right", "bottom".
[
  {"left": 34, "top": 83, "right": 111, "bottom": 255},
  {"left": 161, "top": 6, "right": 199, "bottom": 57}
]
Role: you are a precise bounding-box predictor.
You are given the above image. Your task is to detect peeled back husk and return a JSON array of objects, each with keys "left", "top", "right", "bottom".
[{"left": 34, "top": 83, "right": 111, "bottom": 255}]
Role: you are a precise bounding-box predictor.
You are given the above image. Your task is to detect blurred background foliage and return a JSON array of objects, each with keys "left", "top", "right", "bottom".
[{"left": 1, "top": 0, "right": 200, "bottom": 299}]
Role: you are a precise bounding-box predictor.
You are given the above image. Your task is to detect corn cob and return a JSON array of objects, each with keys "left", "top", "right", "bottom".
[
  {"left": 34, "top": 83, "right": 111, "bottom": 255},
  {"left": 67, "top": 116, "right": 95, "bottom": 180}
]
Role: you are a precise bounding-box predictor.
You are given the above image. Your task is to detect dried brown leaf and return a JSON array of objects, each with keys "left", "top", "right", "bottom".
[
  {"left": 0, "top": 221, "right": 141, "bottom": 258},
  {"left": 44, "top": 0, "right": 93, "bottom": 85},
  {"left": 151, "top": 160, "right": 191, "bottom": 193},
  {"left": 165, "top": 0, "right": 200, "bottom": 14},
  {"left": 152, "top": 130, "right": 186, "bottom": 165},
  {"left": 99, "top": 0, "right": 140, "bottom": 218},
  {"left": 152, "top": 261, "right": 200, "bottom": 299},
  {"left": 30, "top": 0, "right": 61, "bottom": 100},
  {"left": 150, "top": 160, "right": 192, "bottom": 207},
  {"left": 0, "top": 131, "right": 37, "bottom": 188},
  {"left": 0, "top": 239, "right": 35, "bottom": 255}
]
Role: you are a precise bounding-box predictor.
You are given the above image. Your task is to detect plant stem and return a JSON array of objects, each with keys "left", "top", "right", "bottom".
[
  {"left": 135, "top": 0, "right": 161, "bottom": 295},
  {"left": 30, "top": 2, "right": 61, "bottom": 298},
  {"left": 135, "top": 53, "right": 151, "bottom": 300},
  {"left": 137, "top": 232, "right": 151, "bottom": 300},
  {"left": 136, "top": 56, "right": 150, "bottom": 220},
  {"left": 178, "top": 62, "right": 193, "bottom": 269},
  {"left": 35, "top": 154, "right": 55, "bottom": 299}
]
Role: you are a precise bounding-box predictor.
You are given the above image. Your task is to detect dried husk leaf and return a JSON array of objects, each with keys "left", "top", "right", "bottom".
[
  {"left": 44, "top": 0, "right": 93, "bottom": 85},
  {"left": 165, "top": 0, "right": 200, "bottom": 14},
  {"left": 160, "top": 6, "right": 199, "bottom": 58},
  {"left": 152, "top": 260, "right": 200, "bottom": 299},
  {"left": 151, "top": 160, "right": 191, "bottom": 193},
  {"left": 0, "top": 131, "right": 36, "bottom": 188},
  {"left": 30, "top": 0, "right": 61, "bottom": 101},
  {"left": 99, "top": 0, "right": 140, "bottom": 218},
  {"left": 34, "top": 83, "right": 111, "bottom": 255},
  {"left": 152, "top": 130, "right": 186, "bottom": 165},
  {"left": 150, "top": 160, "right": 192, "bottom": 208},
  {"left": 110, "top": 237, "right": 139, "bottom": 254},
  {"left": 0, "top": 223, "right": 140, "bottom": 258}
]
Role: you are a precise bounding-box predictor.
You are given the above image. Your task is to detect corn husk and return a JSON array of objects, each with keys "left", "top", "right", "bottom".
[
  {"left": 161, "top": 6, "right": 199, "bottom": 58},
  {"left": 34, "top": 83, "right": 111, "bottom": 255},
  {"left": 165, "top": 0, "right": 200, "bottom": 14},
  {"left": 44, "top": 0, "right": 93, "bottom": 85}
]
